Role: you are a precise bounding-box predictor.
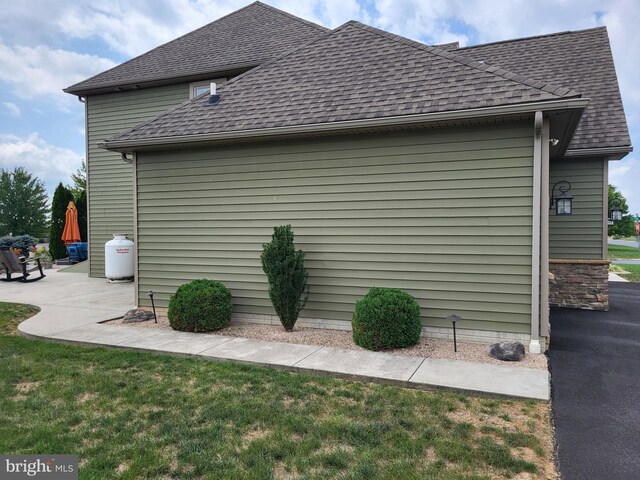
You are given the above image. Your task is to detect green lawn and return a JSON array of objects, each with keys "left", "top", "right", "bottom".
[
  {"left": 0, "top": 302, "right": 39, "bottom": 336},
  {"left": 0, "top": 303, "right": 554, "bottom": 479},
  {"left": 616, "top": 264, "right": 640, "bottom": 282},
  {"left": 608, "top": 244, "right": 640, "bottom": 260}
]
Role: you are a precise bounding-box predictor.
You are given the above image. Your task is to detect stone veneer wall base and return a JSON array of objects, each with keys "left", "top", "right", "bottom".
[{"left": 549, "top": 259, "right": 609, "bottom": 311}]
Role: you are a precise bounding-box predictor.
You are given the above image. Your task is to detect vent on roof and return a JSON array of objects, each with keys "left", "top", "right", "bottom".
[{"left": 208, "top": 82, "right": 220, "bottom": 105}]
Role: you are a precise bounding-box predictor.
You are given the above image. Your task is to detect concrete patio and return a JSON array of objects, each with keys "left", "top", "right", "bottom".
[{"left": 1, "top": 270, "right": 549, "bottom": 400}]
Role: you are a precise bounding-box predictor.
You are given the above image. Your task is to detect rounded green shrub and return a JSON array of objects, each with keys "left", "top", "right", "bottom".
[
  {"left": 168, "top": 279, "right": 232, "bottom": 332},
  {"left": 352, "top": 287, "right": 422, "bottom": 351}
]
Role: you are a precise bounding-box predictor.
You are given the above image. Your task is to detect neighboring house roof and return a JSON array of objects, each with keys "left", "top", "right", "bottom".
[
  {"left": 104, "top": 21, "right": 581, "bottom": 147},
  {"left": 64, "top": 2, "right": 328, "bottom": 95},
  {"left": 457, "top": 27, "right": 631, "bottom": 151}
]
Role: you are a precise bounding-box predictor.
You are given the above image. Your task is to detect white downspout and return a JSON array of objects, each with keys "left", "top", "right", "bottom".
[
  {"left": 82, "top": 96, "right": 91, "bottom": 277},
  {"left": 540, "top": 119, "right": 550, "bottom": 343},
  {"left": 132, "top": 152, "right": 139, "bottom": 308},
  {"left": 530, "top": 112, "right": 543, "bottom": 354}
]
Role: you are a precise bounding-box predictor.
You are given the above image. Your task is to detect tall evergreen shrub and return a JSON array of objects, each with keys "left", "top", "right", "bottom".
[
  {"left": 49, "top": 183, "right": 74, "bottom": 260},
  {"left": 75, "top": 190, "right": 87, "bottom": 242},
  {"left": 261, "top": 225, "right": 309, "bottom": 331}
]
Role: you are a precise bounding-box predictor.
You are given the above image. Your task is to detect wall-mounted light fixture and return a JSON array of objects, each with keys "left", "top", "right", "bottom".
[
  {"left": 609, "top": 203, "right": 623, "bottom": 222},
  {"left": 550, "top": 181, "right": 573, "bottom": 215}
]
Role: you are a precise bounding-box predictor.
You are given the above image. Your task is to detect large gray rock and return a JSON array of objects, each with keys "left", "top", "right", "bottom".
[
  {"left": 123, "top": 309, "right": 155, "bottom": 323},
  {"left": 490, "top": 342, "right": 526, "bottom": 361}
]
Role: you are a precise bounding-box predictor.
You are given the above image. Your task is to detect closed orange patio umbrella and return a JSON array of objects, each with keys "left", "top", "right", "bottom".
[{"left": 61, "top": 201, "right": 81, "bottom": 245}]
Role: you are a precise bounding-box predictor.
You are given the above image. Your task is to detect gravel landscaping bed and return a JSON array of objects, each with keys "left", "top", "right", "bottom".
[{"left": 107, "top": 315, "right": 547, "bottom": 370}]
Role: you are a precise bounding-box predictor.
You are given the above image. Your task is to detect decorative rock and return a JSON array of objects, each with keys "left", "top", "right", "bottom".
[
  {"left": 489, "top": 342, "right": 526, "bottom": 362},
  {"left": 123, "top": 309, "right": 155, "bottom": 323}
]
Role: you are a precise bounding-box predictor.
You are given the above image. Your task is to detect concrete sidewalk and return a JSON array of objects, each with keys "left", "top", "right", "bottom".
[{"left": 2, "top": 270, "right": 549, "bottom": 400}]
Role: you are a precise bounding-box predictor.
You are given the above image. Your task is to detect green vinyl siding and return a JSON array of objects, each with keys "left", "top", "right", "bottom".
[
  {"left": 549, "top": 157, "right": 605, "bottom": 259},
  {"left": 86, "top": 84, "right": 190, "bottom": 277},
  {"left": 136, "top": 123, "right": 534, "bottom": 334}
]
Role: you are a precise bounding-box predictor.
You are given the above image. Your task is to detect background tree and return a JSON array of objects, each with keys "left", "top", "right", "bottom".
[
  {"left": 67, "top": 160, "right": 86, "bottom": 199},
  {"left": 608, "top": 184, "right": 635, "bottom": 238},
  {"left": 49, "top": 183, "right": 74, "bottom": 260},
  {"left": 0, "top": 167, "right": 49, "bottom": 238},
  {"left": 75, "top": 190, "right": 88, "bottom": 242}
]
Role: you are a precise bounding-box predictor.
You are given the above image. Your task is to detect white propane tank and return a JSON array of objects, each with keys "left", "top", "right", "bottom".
[{"left": 105, "top": 234, "right": 134, "bottom": 282}]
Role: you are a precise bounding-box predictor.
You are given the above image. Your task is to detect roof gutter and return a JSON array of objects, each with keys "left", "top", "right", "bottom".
[
  {"left": 100, "top": 97, "right": 589, "bottom": 152},
  {"left": 564, "top": 145, "right": 633, "bottom": 161}
]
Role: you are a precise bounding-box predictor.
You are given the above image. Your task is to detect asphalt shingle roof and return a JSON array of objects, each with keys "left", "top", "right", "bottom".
[
  {"left": 64, "top": 2, "right": 328, "bottom": 94},
  {"left": 457, "top": 27, "right": 631, "bottom": 150},
  {"left": 107, "top": 21, "right": 580, "bottom": 145}
]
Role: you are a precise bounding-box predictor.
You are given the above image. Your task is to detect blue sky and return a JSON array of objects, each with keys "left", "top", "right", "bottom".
[{"left": 1, "top": 0, "right": 638, "bottom": 213}]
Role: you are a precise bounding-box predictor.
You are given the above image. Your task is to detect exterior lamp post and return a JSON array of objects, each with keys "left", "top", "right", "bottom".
[
  {"left": 447, "top": 314, "right": 461, "bottom": 352},
  {"left": 550, "top": 181, "right": 574, "bottom": 215},
  {"left": 146, "top": 291, "right": 158, "bottom": 323},
  {"left": 609, "top": 204, "right": 623, "bottom": 223}
]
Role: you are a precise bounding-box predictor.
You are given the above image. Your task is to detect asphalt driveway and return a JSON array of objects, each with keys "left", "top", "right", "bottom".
[{"left": 549, "top": 282, "right": 640, "bottom": 479}]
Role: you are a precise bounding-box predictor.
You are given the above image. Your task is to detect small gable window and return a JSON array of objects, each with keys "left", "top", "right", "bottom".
[{"left": 190, "top": 78, "right": 227, "bottom": 98}]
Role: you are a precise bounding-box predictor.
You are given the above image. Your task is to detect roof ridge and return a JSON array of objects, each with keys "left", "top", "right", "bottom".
[
  {"left": 65, "top": 2, "right": 328, "bottom": 93},
  {"left": 346, "top": 21, "right": 582, "bottom": 99},
  {"left": 459, "top": 25, "right": 608, "bottom": 51},
  {"left": 65, "top": 3, "right": 264, "bottom": 92},
  {"left": 254, "top": 1, "right": 330, "bottom": 32}
]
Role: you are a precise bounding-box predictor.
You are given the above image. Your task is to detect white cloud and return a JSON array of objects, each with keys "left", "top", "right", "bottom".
[
  {"left": 372, "top": 0, "right": 470, "bottom": 45},
  {"left": 610, "top": 155, "right": 640, "bottom": 215},
  {"left": 600, "top": 0, "right": 640, "bottom": 124},
  {"left": 55, "top": 0, "right": 245, "bottom": 57},
  {"left": 0, "top": 43, "right": 116, "bottom": 110},
  {"left": 0, "top": 133, "right": 83, "bottom": 196},
  {"left": 48, "top": 0, "right": 367, "bottom": 57},
  {"left": 3, "top": 102, "right": 20, "bottom": 116}
]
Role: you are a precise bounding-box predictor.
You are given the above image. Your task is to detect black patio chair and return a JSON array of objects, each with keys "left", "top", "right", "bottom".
[{"left": 0, "top": 247, "right": 46, "bottom": 283}]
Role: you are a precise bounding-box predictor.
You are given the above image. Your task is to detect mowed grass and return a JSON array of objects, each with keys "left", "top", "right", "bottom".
[
  {"left": 0, "top": 302, "right": 39, "bottom": 336},
  {"left": 616, "top": 264, "right": 640, "bottom": 282},
  {"left": 0, "top": 303, "right": 554, "bottom": 479},
  {"left": 608, "top": 244, "right": 640, "bottom": 259}
]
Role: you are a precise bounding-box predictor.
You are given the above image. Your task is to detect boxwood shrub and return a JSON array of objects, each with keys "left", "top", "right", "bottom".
[
  {"left": 352, "top": 287, "right": 422, "bottom": 351},
  {"left": 168, "top": 279, "right": 232, "bottom": 332}
]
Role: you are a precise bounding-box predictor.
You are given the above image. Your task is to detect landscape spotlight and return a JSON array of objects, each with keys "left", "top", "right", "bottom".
[
  {"left": 146, "top": 291, "right": 158, "bottom": 323},
  {"left": 447, "top": 314, "right": 462, "bottom": 352}
]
